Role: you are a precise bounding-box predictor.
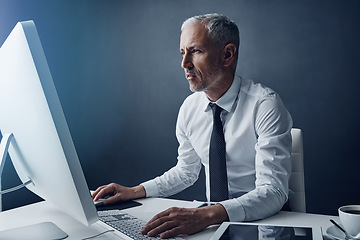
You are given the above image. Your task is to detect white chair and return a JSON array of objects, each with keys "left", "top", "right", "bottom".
[{"left": 288, "top": 128, "right": 306, "bottom": 212}]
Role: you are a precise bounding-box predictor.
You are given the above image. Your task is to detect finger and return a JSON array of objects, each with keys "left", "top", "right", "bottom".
[
  {"left": 146, "top": 219, "right": 178, "bottom": 237},
  {"left": 141, "top": 209, "right": 173, "bottom": 234},
  {"left": 91, "top": 186, "right": 106, "bottom": 200},
  {"left": 146, "top": 207, "right": 179, "bottom": 224},
  {"left": 159, "top": 226, "right": 183, "bottom": 239},
  {"left": 92, "top": 185, "right": 105, "bottom": 197},
  {"left": 141, "top": 215, "right": 171, "bottom": 235},
  {"left": 93, "top": 185, "right": 114, "bottom": 202},
  {"left": 103, "top": 194, "right": 123, "bottom": 205}
]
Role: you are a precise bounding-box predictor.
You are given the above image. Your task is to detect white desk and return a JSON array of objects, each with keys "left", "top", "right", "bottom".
[{"left": 0, "top": 198, "right": 338, "bottom": 239}]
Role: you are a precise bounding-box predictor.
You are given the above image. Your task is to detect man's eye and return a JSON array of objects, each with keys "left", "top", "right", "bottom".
[{"left": 192, "top": 49, "right": 201, "bottom": 53}]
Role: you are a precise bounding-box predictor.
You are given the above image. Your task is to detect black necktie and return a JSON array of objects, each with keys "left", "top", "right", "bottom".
[{"left": 209, "top": 103, "right": 229, "bottom": 202}]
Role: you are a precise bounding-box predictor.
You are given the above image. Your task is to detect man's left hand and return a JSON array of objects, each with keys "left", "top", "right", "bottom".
[{"left": 141, "top": 204, "right": 229, "bottom": 239}]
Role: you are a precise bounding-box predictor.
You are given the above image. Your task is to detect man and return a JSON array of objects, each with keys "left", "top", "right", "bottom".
[{"left": 92, "top": 13, "right": 293, "bottom": 239}]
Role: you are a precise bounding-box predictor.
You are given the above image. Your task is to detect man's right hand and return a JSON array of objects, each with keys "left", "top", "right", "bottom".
[{"left": 92, "top": 183, "right": 146, "bottom": 205}]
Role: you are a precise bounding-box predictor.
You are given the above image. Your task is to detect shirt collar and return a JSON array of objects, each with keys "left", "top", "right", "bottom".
[{"left": 202, "top": 75, "right": 241, "bottom": 113}]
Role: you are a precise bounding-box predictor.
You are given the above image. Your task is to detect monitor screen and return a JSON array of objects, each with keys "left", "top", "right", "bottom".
[{"left": 0, "top": 20, "right": 98, "bottom": 226}]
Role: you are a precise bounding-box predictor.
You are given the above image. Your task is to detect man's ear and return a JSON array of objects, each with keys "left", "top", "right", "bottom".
[{"left": 222, "top": 43, "right": 237, "bottom": 67}]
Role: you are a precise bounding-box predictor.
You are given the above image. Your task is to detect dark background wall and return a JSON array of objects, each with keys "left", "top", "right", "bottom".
[{"left": 0, "top": 0, "right": 359, "bottom": 216}]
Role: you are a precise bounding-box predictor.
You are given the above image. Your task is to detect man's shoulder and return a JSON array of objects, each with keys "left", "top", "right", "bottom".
[
  {"left": 177, "top": 92, "right": 206, "bottom": 118},
  {"left": 240, "top": 77, "right": 278, "bottom": 99},
  {"left": 182, "top": 91, "right": 204, "bottom": 106}
]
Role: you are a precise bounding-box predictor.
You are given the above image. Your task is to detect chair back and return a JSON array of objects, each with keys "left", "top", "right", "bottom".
[{"left": 289, "top": 128, "right": 306, "bottom": 212}]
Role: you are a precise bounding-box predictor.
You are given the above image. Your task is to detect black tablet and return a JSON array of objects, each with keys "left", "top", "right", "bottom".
[{"left": 210, "top": 222, "right": 323, "bottom": 240}]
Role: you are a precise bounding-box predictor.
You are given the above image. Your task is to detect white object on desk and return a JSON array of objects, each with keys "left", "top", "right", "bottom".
[
  {"left": 0, "top": 222, "right": 68, "bottom": 240},
  {"left": 0, "top": 19, "right": 99, "bottom": 239},
  {"left": 326, "top": 225, "right": 347, "bottom": 240},
  {"left": 0, "top": 198, "right": 340, "bottom": 240}
]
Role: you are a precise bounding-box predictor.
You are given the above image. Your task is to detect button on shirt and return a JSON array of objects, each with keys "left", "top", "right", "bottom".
[{"left": 142, "top": 75, "right": 293, "bottom": 222}]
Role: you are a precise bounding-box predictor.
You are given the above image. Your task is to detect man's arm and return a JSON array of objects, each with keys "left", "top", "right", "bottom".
[
  {"left": 221, "top": 93, "right": 293, "bottom": 222},
  {"left": 140, "top": 100, "right": 203, "bottom": 198}
]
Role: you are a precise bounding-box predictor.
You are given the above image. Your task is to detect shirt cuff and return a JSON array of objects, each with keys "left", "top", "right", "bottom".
[
  {"left": 220, "top": 198, "right": 246, "bottom": 222},
  {"left": 140, "top": 179, "right": 160, "bottom": 197}
]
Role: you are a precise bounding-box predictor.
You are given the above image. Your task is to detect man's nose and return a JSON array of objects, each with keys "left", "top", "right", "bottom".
[{"left": 181, "top": 52, "right": 193, "bottom": 69}]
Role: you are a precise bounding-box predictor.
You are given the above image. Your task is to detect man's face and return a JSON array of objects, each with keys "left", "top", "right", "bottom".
[{"left": 180, "top": 23, "right": 223, "bottom": 93}]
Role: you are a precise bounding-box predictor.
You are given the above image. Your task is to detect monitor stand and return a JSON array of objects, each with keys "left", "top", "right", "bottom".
[
  {"left": 0, "top": 132, "right": 16, "bottom": 211},
  {"left": 0, "top": 133, "right": 33, "bottom": 211},
  {"left": 0, "top": 133, "right": 68, "bottom": 240}
]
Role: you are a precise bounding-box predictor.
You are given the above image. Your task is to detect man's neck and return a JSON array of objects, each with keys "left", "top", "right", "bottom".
[{"left": 204, "top": 73, "right": 235, "bottom": 102}]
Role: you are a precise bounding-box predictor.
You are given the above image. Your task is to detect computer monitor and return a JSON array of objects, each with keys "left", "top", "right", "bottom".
[{"left": 0, "top": 20, "right": 98, "bottom": 228}]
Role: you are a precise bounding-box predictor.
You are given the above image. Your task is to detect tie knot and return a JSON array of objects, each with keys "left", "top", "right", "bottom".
[{"left": 210, "top": 103, "right": 222, "bottom": 118}]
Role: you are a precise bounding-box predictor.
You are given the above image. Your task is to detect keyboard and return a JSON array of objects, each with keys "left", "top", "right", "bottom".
[{"left": 98, "top": 209, "right": 184, "bottom": 240}]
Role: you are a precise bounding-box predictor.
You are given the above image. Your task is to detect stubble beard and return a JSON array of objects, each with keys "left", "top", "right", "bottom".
[{"left": 188, "top": 64, "right": 223, "bottom": 93}]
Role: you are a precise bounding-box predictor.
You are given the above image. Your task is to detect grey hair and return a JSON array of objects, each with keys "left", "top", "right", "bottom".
[{"left": 181, "top": 13, "right": 240, "bottom": 58}]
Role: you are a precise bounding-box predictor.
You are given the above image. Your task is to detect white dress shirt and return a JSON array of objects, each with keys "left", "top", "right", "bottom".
[{"left": 142, "top": 75, "right": 293, "bottom": 222}]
